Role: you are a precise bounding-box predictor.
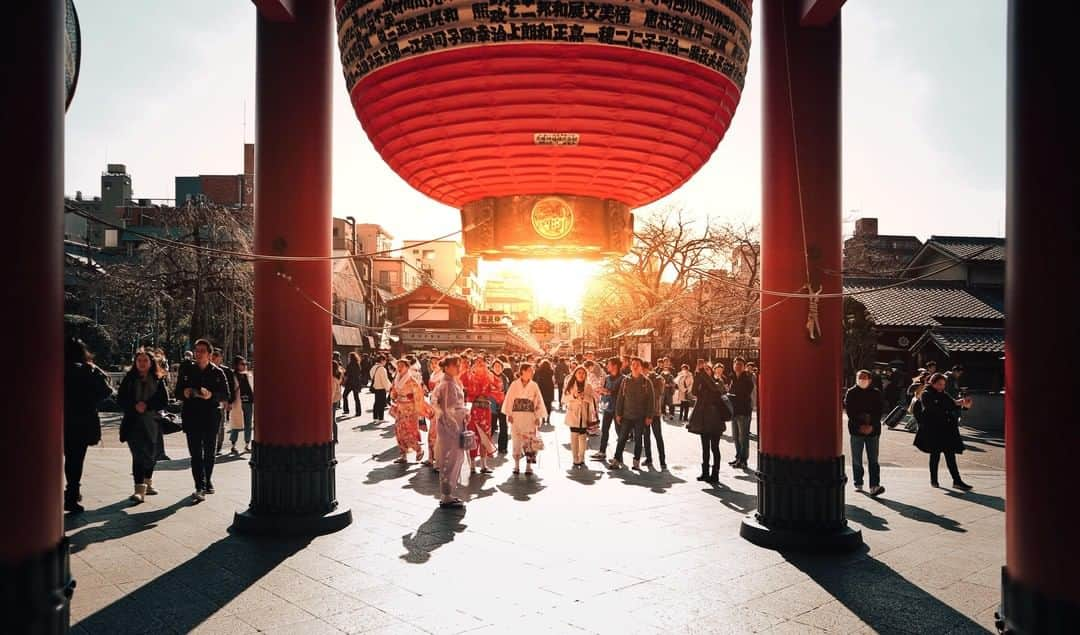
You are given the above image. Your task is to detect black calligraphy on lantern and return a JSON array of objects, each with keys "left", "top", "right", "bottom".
[{"left": 338, "top": 0, "right": 750, "bottom": 87}]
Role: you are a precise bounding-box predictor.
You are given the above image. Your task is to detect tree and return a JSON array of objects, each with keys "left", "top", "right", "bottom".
[
  {"left": 843, "top": 296, "right": 878, "bottom": 380},
  {"left": 64, "top": 314, "right": 114, "bottom": 365},
  {"left": 82, "top": 200, "right": 254, "bottom": 361},
  {"left": 580, "top": 209, "right": 762, "bottom": 352}
]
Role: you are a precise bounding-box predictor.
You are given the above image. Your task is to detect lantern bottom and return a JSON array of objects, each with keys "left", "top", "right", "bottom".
[{"left": 461, "top": 195, "right": 632, "bottom": 260}]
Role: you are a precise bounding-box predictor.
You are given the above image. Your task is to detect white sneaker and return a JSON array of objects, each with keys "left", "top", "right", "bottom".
[
  {"left": 144, "top": 480, "right": 158, "bottom": 495},
  {"left": 854, "top": 484, "right": 863, "bottom": 492},
  {"left": 192, "top": 490, "right": 206, "bottom": 502}
]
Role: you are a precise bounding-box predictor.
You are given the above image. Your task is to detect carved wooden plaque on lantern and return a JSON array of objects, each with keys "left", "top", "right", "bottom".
[{"left": 336, "top": 0, "right": 752, "bottom": 258}]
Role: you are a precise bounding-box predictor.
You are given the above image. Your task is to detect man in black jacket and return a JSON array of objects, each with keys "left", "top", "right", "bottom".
[
  {"left": 176, "top": 339, "right": 230, "bottom": 501},
  {"left": 728, "top": 357, "right": 755, "bottom": 468},
  {"left": 844, "top": 369, "right": 885, "bottom": 496}
]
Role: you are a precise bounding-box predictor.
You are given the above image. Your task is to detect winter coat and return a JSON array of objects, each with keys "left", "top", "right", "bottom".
[
  {"left": 64, "top": 362, "right": 113, "bottom": 447},
  {"left": 174, "top": 361, "right": 230, "bottom": 427},
  {"left": 371, "top": 364, "right": 392, "bottom": 391},
  {"left": 674, "top": 370, "right": 694, "bottom": 403},
  {"left": 562, "top": 381, "right": 597, "bottom": 432},
  {"left": 687, "top": 375, "right": 729, "bottom": 437},
  {"left": 344, "top": 360, "right": 363, "bottom": 390},
  {"left": 913, "top": 387, "right": 964, "bottom": 454},
  {"left": 117, "top": 371, "right": 169, "bottom": 444},
  {"left": 844, "top": 385, "right": 884, "bottom": 437},
  {"left": 615, "top": 374, "right": 654, "bottom": 421},
  {"left": 534, "top": 365, "right": 555, "bottom": 409},
  {"left": 729, "top": 371, "right": 755, "bottom": 417}
]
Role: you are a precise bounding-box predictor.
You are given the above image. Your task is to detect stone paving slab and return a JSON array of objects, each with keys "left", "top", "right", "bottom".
[{"left": 70, "top": 393, "right": 1005, "bottom": 634}]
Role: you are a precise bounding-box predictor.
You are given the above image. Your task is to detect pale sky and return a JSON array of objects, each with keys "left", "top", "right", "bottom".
[{"left": 64, "top": 0, "right": 1007, "bottom": 243}]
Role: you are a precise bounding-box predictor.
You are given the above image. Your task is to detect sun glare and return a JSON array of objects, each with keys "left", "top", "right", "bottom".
[{"left": 478, "top": 258, "right": 602, "bottom": 318}]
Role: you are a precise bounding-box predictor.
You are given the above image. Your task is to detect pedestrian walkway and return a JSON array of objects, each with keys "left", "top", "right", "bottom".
[{"left": 69, "top": 392, "right": 1005, "bottom": 634}]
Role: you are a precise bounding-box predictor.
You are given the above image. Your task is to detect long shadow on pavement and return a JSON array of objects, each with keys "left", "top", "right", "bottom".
[
  {"left": 400, "top": 507, "right": 468, "bottom": 564},
  {"left": 75, "top": 533, "right": 310, "bottom": 634},
  {"left": 702, "top": 482, "right": 756, "bottom": 514},
  {"left": 785, "top": 548, "right": 987, "bottom": 633},
  {"left": 946, "top": 490, "right": 1005, "bottom": 512},
  {"left": 66, "top": 497, "right": 197, "bottom": 555},
  {"left": 496, "top": 473, "right": 547, "bottom": 501},
  {"left": 605, "top": 467, "right": 685, "bottom": 494},
  {"left": 845, "top": 502, "right": 890, "bottom": 532},
  {"left": 152, "top": 453, "right": 248, "bottom": 472},
  {"left": 868, "top": 495, "right": 967, "bottom": 533}
]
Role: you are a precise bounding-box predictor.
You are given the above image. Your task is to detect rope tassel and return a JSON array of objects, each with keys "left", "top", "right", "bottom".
[{"left": 803, "top": 284, "right": 822, "bottom": 342}]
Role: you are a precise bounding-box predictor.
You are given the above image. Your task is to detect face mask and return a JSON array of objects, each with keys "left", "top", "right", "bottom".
[{"left": 857, "top": 379, "right": 871, "bottom": 389}]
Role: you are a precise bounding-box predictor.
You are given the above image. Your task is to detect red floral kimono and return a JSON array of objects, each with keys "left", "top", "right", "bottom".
[
  {"left": 390, "top": 375, "right": 429, "bottom": 458},
  {"left": 463, "top": 370, "right": 504, "bottom": 458}
]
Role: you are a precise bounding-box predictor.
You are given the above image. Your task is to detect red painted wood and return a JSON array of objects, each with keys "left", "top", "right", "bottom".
[
  {"left": 759, "top": 0, "right": 842, "bottom": 460},
  {"left": 800, "top": 0, "right": 845, "bottom": 27},
  {"left": 254, "top": 0, "right": 333, "bottom": 446},
  {"left": 348, "top": 44, "right": 743, "bottom": 208},
  {"left": 252, "top": 0, "right": 295, "bottom": 22},
  {"left": 3, "top": 0, "right": 65, "bottom": 562},
  {"left": 1005, "top": 0, "right": 1080, "bottom": 605}
]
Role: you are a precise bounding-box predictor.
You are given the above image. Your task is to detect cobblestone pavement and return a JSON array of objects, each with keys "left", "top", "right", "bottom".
[{"left": 71, "top": 393, "right": 1005, "bottom": 634}]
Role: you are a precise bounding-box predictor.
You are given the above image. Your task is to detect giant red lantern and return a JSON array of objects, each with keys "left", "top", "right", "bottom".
[{"left": 337, "top": 0, "right": 751, "bottom": 258}]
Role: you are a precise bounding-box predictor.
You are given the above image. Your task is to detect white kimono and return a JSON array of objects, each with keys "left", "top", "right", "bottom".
[{"left": 501, "top": 378, "right": 548, "bottom": 460}]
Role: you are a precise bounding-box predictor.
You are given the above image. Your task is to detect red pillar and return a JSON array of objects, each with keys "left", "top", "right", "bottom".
[
  {"left": 1, "top": 1, "right": 73, "bottom": 631},
  {"left": 232, "top": 0, "right": 351, "bottom": 534},
  {"left": 998, "top": 1, "right": 1080, "bottom": 631},
  {"left": 740, "top": 0, "right": 861, "bottom": 552}
]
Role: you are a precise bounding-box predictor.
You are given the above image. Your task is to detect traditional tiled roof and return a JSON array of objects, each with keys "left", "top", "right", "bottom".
[
  {"left": 912, "top": 327, "right": 1005, "bottom": 355},
  {"left": 925, "top": 236, "right": 1006, "bottom": 262},
  {"left": 844, "top": 279, "right": 1004, "bottom": 327}
]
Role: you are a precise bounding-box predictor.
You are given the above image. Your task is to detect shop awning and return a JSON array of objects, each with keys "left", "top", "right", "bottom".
[{"left": 332, "top": 324, "right": 364, "bottom": 347}]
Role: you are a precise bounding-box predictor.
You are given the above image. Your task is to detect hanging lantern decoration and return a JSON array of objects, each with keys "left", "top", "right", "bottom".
[{"left": 336, "top": 0, "right": 751, "bottom": 258}]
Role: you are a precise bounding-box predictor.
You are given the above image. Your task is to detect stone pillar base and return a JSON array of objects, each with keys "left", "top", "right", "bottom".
[
  {"left": 997, "top": 567, "right": 1080, "bottom": 634},
  {"left": 231, "top": 442, "right": 352, "bottom": 536},
  {"left": 0, "top": 538, "right": 74, "bottom": 634},
  {"left": 740, "top": 452, "right": 862, "bottom": 553}
]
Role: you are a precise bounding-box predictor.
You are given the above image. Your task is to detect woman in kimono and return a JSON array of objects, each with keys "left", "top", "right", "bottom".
[
  {"left": 390, "top": 358, "right": 428, "bottom": 464},
  {"left": 430, "top": 356, "right": 469, "bottom": 508},
  {"left": 422, "top": 355, "right": 444, "bottom": 468},
  {"left": 562, "top": 365, "right": 597, "bottom": 468},
  {"left": 501, "top": 362, "right": 548, "bottom": 476},
  {"left": 462, "top": 357, "right": 503, "bottom": 474}
]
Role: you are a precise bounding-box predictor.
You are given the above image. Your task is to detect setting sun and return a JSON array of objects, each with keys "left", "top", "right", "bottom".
[{"left": 478, "top": 258, "right": 602, "bottom": 318}]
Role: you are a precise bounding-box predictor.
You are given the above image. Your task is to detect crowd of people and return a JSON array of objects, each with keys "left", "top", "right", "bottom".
[
  {"left": 63, "top": 337, "right": 254, "bottom": 510},
  {"left": 62, "top": 338, "right": 975, "bottom": 515}
]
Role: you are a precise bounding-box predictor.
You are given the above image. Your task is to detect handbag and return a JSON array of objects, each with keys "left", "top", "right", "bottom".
[
  {"left": 459, "top": 429, "right": 477, "bottom": 451},
  {"left": 155, "top": 412, "right": 182, "bottom": 435}
]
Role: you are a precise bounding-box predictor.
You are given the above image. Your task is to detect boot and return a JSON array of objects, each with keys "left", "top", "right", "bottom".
[
  {"left": 130, "top": 483, "right": 147, "bottom": 503},
  {"left": 144, "top": 479, "right": 158, "bottom": 495},
  {"left": 708, "top": 464, "right": 720, "bottom": 484},
  {"left": 64, "top": 487, "right": 84, "bottom": 514},
  {"left": 696, "top": 463, "right": 709, "bottom": 482}
]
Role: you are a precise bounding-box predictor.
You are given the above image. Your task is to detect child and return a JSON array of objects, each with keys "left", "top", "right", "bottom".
[
  {"left": 562, "top": 365, "right": 596, "bottom": 468},
  {"left": 430, "top": 356, "right": 469, "bottom": 508},
  {"left": 501, "top": 362, "right": 548, "bottom": 476}
]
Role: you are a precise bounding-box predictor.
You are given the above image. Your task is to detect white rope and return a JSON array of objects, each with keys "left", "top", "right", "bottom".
[{"left": 782, "top": 0, "right": 821, "bottom": 341}]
